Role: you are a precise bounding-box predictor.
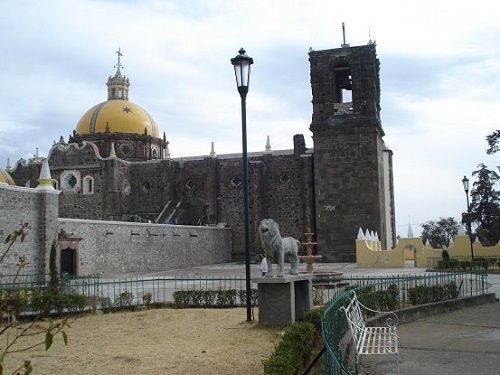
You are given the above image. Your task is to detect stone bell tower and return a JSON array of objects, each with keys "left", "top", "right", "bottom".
[{"left": 309, "top": 42, "right": 396, "bottom": 261}]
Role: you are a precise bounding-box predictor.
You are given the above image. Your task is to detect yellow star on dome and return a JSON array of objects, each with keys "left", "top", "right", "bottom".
[{"left": 122, "top": 106, "right": 132, "bottom": 113}]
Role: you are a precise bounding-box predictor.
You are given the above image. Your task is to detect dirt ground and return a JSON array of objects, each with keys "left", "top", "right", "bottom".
[{"left": 4, "top": 308, "right": 282, "bottom": 374}]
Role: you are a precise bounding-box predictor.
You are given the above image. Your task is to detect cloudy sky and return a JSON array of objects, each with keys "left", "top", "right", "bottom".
[{"left": 0, "top": 0, "right": 498, "bottom": 236}]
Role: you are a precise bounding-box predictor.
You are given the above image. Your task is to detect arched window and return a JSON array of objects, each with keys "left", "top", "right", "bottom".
[
  {"left": 152, "top": 147, "right": 159, "bottom": 159},
  {"left": 51, "top": 179, "right": 59, "bottom": 190},
  {"left": 83, "top": 175, "right": 94, "bottom": 195}
]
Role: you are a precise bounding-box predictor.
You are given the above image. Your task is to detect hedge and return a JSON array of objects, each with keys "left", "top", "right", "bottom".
[{"left": 263, "top": 322, "right": 315, "bottom": 375}]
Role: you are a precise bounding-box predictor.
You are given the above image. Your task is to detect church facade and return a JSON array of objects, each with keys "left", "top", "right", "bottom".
[{"left": 6, "top": 43, "right": 396, "bottom": 262}]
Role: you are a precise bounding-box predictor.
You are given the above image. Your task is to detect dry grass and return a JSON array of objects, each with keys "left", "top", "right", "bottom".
[{"left": 4, "top": 308, "right": 281, "bottom": 374}]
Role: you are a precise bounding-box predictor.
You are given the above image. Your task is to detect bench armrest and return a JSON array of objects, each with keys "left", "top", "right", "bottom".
[{"left": 350, "top": 291, "right": 399, "bottom": 327}]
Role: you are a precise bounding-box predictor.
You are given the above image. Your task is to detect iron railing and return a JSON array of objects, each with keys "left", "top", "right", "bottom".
[
  {"left": 0, "top": 274, "right": 249, "bottom": 309},
  {"left": 321, "top": 272, "right": 489, "bottom": 375}
]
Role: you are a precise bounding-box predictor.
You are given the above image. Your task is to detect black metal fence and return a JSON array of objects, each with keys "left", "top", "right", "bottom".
[
  {"left": 0, "top": 273, "right": 249, "bottom": 311},
  {"left": 321, "top": 271, "right": 489, "bottom": 375}
]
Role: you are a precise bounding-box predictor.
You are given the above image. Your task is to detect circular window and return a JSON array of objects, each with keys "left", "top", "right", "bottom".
[
  {"left": 120, "top": 144, "right": 133, "bottom": 157},
  {"left": 68, "top": 175, "right": 77, "bottom": 188}
]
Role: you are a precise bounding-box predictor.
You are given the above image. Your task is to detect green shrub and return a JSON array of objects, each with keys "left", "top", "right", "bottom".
[
  {"left": 202, "top": 290, "right": 216, "bottom": 306},
  {"left": 115, "top": 290, "right": 134, "bottom": 309},
  {"left": 30, "top": 288, "right": 54, "bottom": 316},
  {"left": 408, "top": 282, "right": 458, "bottom": 305},
  {"left": 65, "top": 294, "right": 88, "bottom": 312},
  {"left": 443, "top": 282, "right": 458, "bottom": 299},
  {"left": 263, "top": 322, "right": 315, "bottom": 375},
  {"left": 190, "top": 290, "right": 203, "bottom": 307},
  {"left": 174, "top": 289, "right": 257, "bottom": 308},
  {"left": 173, "top": 290, "right": 191, "bottom": 306},
  {"left": 303, "top": 306, "right": 324, "bottom": 330},
  {"left": 216, "top": 289, "right": 229, "bottom": 306},
  {"left": 0, "top": 289, "right": 31, "bottom": 316},
  {"left": 29, "top": 288, "right": 88, "bottom": 315},
  {"left": 142, "top": 292, "right": 152, "bottom": 308},
  {"left": 238, "top": 289, "right": 258, "bottom": 307},
  {"left": 225, "top": 289, "right": 237, "bottom": 307},
  {"left": 355, "top": 287, "right": 378, "bottom": 316}
]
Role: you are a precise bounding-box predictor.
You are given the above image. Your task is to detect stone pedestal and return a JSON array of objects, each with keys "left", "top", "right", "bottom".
[{"left": 253, "top": 274, "right": 314, "bottom": 326}]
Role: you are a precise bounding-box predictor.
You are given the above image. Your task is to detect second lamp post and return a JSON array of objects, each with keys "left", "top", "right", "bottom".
[{"left": 462, "top": 176, "right": 474, "bottom": 260}]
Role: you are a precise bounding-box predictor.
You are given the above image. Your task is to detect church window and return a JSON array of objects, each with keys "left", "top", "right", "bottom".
[
  {"left": 230, "top": 176, "right": 242, "bottom": 187},
  {"left": 60, "top": 170, "right": 81, "bottom": 192},
  {"left": 120, "top": 144, "right": 133, "bottom": 157},
  {"left": 152, "top": 147, "right": 159, "bottom": 159},
  {"left": 51, "top": 179, "right": 58, "bottom": 190},
  {"left": 142, "top": 181, "right": 152, "bottom": 193},
  {"left": 333, "top": 62, "right": 354, "bottom": 115},
  {"left": 280, "top": 173, "right": 291, "bottom": 184},
  {"left": 68, "top": 175, "right": 77, "bottom": 188},
  {"left": 83, "top": 176, "right": 94, "bottom": 195},
  {"left": 334, "top": 66, "right": 352, "bottom": 103},
  {"left": 185, "top": 180, "right": 194, "bottom": 190}
]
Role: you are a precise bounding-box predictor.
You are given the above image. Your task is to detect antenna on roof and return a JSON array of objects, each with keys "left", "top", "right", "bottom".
[
  {"left": 368, "top": 25, "right": 375, "bottom": 45},
  {"left": 341, "top": 22, "right": 349, "bottom": 48}
]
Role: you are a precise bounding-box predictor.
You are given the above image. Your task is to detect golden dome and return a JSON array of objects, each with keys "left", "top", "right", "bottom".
[
  {"left": 0, "top": 169, "right": 15, "bottom": 185},
  {"left": 75, "top": 100, "right": 160, "bottom": 138}
]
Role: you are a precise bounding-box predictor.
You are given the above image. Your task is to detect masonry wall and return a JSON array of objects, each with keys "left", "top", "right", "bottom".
[
  {"left": 0, "top": 184, "right": 59, "bottom": 280},
  {"left": 59, "top": 219, "right": 232, "bottom": 276},
  {"left": 309, "top": 44, "right": 395, "bottom": 261}
]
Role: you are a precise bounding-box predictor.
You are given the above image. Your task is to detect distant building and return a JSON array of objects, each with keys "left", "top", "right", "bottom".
[{"left": 7, "top": 42, "right": 396, "bottom": 262}]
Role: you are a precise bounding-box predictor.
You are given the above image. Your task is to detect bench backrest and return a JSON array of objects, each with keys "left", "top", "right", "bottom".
[{"left": 343, "top": 292, "right": 366, "bottom": 349}]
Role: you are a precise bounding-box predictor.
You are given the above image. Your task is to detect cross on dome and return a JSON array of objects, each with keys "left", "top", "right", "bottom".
[{"left": 114, "top": 47, "right": 123, "bottom": 72}]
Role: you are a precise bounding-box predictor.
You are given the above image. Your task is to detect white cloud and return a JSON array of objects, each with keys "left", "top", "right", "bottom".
[{"left": 0, "top": 0, "right": 499, "bottom": 231}]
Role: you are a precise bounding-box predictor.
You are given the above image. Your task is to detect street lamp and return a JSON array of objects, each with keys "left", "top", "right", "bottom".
[
  {"left": 231, "top": 48, "right": 254, "bottom": 322},
  {"left": 462, "top": 176, "right": 474, "bottom": 260}
]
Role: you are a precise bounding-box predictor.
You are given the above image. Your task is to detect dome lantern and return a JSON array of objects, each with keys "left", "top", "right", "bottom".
[{"left": 107, "top": 48, "right": 130, "bottom": 101}]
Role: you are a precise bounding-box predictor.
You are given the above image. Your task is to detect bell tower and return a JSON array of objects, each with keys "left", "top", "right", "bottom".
[{"left": 309, "top": 42, "right": 396, "bottom": 261}]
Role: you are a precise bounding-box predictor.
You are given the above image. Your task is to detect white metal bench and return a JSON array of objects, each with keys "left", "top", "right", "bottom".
[{"left": 340, "top": 290, "right": 400, "bottom": 374}]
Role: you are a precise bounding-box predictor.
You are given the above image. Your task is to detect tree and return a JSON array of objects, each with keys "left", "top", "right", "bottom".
[
  {"left": 0, "top": 224, "right": 68, "bottom": 374},
  {"left": 486, "top": 129, "right": 500, "bottom": 155},
  {"left": 420, "top": 217, "right": 459, "bottom": 249},
  {"left": 469, "top": 163, "right": 500, "bottom": 245}
]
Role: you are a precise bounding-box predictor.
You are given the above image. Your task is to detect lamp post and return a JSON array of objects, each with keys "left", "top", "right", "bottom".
[
  {"left": 231, "top": 48, "right": 254, "bottom": 322},
  {"left": 462, "top": 176, "right": 474, "bottom": 260}
]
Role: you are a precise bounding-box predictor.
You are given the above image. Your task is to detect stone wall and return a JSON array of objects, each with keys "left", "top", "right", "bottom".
[
  {"left": 0, "top": 183, "right": 231, "bottom": 278},
  {"left": 356, "top": 234, "right": 500, "bottom": 268},
  {"left": 58, "top": 219, "right": 232, "bottom": 276},
  {"left": 0, "top": 184, "right": 59, "bottom": 280}
]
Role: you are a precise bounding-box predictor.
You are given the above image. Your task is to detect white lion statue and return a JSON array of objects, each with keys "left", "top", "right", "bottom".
[{"left": 258, "top": 218, "right": 300, "bottom": 277}]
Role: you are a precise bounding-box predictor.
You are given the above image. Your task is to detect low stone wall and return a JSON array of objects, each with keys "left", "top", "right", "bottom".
[
  {"left": 356, "top": 235, "right": 500, "bottom": 268},
  {"left": 59, "top": 218, "right": 232, "bottom": 276}
]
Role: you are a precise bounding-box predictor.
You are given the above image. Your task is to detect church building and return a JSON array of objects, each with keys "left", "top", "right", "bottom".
[{"left": 4, "top": 42, "right": 396, "bottom": 262}]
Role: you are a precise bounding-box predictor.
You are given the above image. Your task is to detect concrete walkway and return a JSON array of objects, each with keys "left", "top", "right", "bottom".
[{"left": 368, "top": 302, "right": 500, "bottom": 375}]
